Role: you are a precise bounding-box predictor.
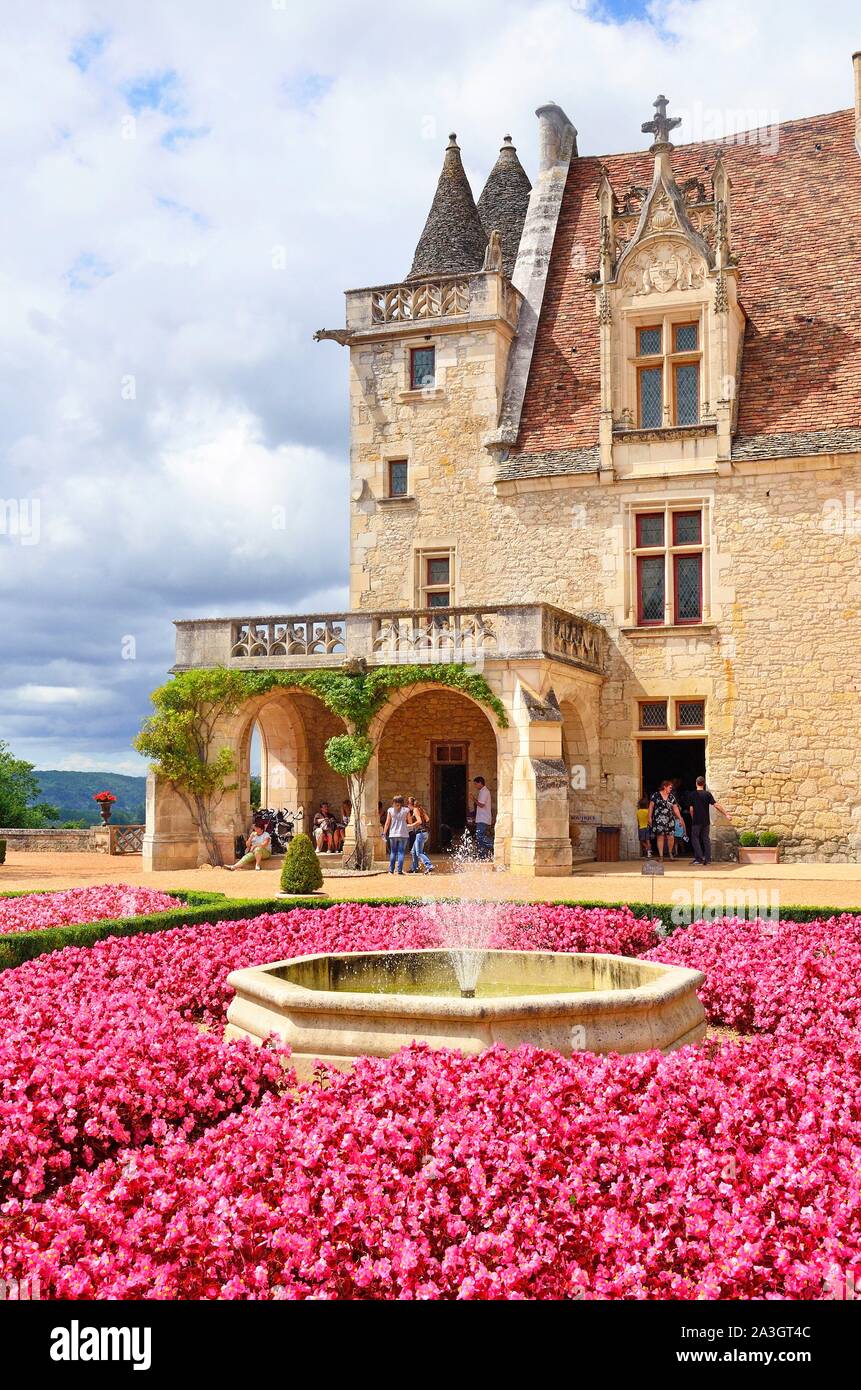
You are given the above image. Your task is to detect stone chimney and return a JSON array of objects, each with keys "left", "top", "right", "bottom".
[
  {"left": 535, "top": 103, "right": 577, "bottom": 174},
  {"left": 854, "top": 51, "right": 861, "bottom": 155}
]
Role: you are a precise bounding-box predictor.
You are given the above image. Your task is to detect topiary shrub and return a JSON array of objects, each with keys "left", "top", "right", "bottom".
[
  {"left": 757, "top": 831, "right": 780, "bottom": 848},
  {"left": 0, "top": 840, "right": 6, "bottom": 865},
  {"left": 280, "top": 833, "right": 324, "bottom": 895},
  {"left": 738, "top": 831, "right": 758, "bottom": 847}
]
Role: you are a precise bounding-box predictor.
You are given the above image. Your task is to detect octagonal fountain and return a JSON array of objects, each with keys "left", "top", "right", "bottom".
[{"left": 226, "top": 946, "right": 706, "bottom": 1080}]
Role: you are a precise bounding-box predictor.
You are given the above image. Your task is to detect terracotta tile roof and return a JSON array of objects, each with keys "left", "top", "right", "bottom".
[{"left": 514, "top": 109, "right": 861, "bottom": 458}]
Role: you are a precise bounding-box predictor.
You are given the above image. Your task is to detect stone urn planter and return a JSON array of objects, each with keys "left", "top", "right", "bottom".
[{"left": 93, "top": 792, "right": 117, "bottom": 824}]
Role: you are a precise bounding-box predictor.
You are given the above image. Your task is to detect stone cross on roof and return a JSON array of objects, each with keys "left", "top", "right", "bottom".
[{"left": 642, "top": 95, "right": 681, "bottom": 149}]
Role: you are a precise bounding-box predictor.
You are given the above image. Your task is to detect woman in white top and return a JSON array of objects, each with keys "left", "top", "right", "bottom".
[
  {"left": 226, "top": 820, "right": 272, "bottom": 871},
  {"left": 383, "top": 795, "right": 411, "bottom": 875}
]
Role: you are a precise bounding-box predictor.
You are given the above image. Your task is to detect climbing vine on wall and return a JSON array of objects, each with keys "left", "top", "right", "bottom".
[{"left": 135, "top": 664, "right": 507, "bottom": 867}]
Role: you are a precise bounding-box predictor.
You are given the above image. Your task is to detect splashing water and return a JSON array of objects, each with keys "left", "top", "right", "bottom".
[{"left": 420, "top": 897, "right": 501, "bottom": 996}]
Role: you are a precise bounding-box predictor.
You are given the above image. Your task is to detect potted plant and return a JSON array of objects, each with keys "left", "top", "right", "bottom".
[
  {"left": 737, "top": 830, "right": 781, "bottom": 865},
  {"left": 92, "top": 790, "right": 117, "bottom": 824}
]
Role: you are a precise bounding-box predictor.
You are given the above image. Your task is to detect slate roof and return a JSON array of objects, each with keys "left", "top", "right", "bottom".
[
  {"left": 511, "top": 108, "right": 861, "bottom": 459},
  {"left": 407, "top": 134, "right": 488, "bottom": 280},
  {"left": 477, "top": 136, "right": 532, "bottom": 277}
]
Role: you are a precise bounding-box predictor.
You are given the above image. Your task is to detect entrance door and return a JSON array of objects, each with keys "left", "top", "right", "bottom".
[
  {"left": 432, "top": 742, "right": 468, "bottom": 851},
  {"left": 641, "top": 738, "right": 706, "bottom": 854}
]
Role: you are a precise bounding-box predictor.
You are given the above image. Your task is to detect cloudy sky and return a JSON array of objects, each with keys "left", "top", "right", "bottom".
[{"left": 1, "top": 0, "right": 858, "bottom": 775}]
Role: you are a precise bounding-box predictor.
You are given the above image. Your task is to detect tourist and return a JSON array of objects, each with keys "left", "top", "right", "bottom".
[
  {"left": 472, "top": 776, "right": 493, "bottom": 860},
  {"left": 225, "top": 818, "right": 271, "bottom": 872},
  {"left": 378, "top": 800, "right": 389, "bottom": 854},
  {"left": 648, "top": 780, "right": 685, "bottom": 861},
  {"left": 688, "top": 776, "right": 731, "bottom": 866},
  {"left": 313, "top": 802, "right": 338, "bottom": 854},
  {"left": 636, "top": 796, "right": 652, "bottom": 857},
  {"left": 407, "top": 798, "right": 434, "bottom": 874},
  {"left": 382, "top": 795, "right": 410, "bottom": 874}
]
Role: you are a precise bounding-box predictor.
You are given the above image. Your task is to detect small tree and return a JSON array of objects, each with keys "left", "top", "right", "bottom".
[
  {"left": 134, "top": 669, "right": 249, "bottom": 866},
  {"left": 324, "top": 733, "right": 374, "bottom": 870},
  {"left": 0, "top": 742, "right": 58, "bottom": 827},
  {"left": 280, "top": 832, "right": 324, "bottom": 894}
]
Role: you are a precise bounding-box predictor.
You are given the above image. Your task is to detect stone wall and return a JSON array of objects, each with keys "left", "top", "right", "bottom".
[
  {"left": 347, "top": 292, "right": 861, "bottom": 864},
  {"left": 0, "top": 827, "right": 113, "bottom": 853}
]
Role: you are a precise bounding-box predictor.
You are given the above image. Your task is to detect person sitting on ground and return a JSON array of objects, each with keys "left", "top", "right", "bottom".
[
  {"left": 226, "top": 818, "right": 271, "bottom": 872},
  {"left": 313, "top": 802, "right": 338, "bottom": 853}
]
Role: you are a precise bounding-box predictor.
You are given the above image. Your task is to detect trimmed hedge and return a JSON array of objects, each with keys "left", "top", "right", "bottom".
[{"left": 0, "top": 890, "right": 858, "bottom": 973}]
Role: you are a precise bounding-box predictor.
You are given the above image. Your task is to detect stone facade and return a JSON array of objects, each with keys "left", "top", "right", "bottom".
[{"left": 145, "top": 61, "right": 861, "bottom": 871}]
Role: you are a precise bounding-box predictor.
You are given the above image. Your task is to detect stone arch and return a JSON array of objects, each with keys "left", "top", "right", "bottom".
[
  {"left": 228, "top": 687, "right": 347, "bottom": 832},
  {"left": 559, "top": 695, "right": 602, "bottom": 860},
  {"left": 371, "top": 683, "right": 502, "bottom": 856}
]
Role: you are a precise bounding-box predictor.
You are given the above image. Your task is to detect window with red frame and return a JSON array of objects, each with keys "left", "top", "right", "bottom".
[{"left": 633, "top": 508, "right": 704, "bottom": 627}]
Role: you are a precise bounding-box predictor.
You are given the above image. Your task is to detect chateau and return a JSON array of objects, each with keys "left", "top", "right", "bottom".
[{"left": 144, "top": 52, "right": 861, "bottom": 873}]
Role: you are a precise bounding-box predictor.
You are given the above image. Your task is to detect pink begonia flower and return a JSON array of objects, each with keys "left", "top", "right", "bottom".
[{"left": 0, "top": 903, "right": 859, "bottom": 1299}]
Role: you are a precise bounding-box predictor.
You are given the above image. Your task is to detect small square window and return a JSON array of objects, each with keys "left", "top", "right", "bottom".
[
  {"left": 388, "top": 460, "right": 408, "bottom": 497},
  {"left": 636, "top": 513, "right": 664, "bottom": 548},
  {"left": 674, "top": 323, "right": 698, "bottom": 353},
  {"left": 638, "top": 326, "right": 662, "bottom": 355},
  {"left": 639, "top": 701, "right": 668, "bottom": 730},
  {"left": 410, "top": 346, "right": 436, "bottom": 390},
  {"left": 427, "top": 592, "right": 450, "bottom": 608},
  {"left": 677, "top": 700, "right": 705, "bottom": 729},
  {"left": 672, "top": 511, "right": 702, "bottom": 545}
]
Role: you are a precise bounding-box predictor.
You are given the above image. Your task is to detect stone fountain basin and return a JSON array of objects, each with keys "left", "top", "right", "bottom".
[{"left": 226, "top": 949, "right": 706, "bottom": 1079}]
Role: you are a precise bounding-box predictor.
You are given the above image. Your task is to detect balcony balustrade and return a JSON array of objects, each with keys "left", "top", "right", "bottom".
[{"left": 173, "top": 605, "right": 604, "bottom": 676}]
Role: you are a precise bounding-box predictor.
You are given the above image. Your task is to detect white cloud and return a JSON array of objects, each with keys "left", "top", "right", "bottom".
[{"left": 1, "top": 0, "right": 859, "bottom": 769}]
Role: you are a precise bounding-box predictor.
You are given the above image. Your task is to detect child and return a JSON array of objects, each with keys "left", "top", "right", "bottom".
[{"left": 636, "top": 796, "right": 652, "bottom": 857}]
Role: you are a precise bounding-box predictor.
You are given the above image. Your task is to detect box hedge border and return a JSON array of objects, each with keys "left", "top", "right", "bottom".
[{"left": 0, "top": 891, "right": 858, "bottom": 972}]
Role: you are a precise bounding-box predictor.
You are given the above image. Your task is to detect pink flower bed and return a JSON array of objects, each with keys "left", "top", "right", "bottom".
[
  {"left": 647, "top": 913, "right": 861, "bottom": 1042},
  {"left": 1, "top": 902, "right": 859, "bottom": 1300},
  {"left": 3, "top": 1040, "right": 859, "bottom": 1300},
  {"left": 0, "top": 885, "right": 181, "bottom": 936}
]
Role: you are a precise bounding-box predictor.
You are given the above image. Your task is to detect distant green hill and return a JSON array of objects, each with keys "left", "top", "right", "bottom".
[{"left": 34, "top": 771, "right": 147, "bottom": 826}]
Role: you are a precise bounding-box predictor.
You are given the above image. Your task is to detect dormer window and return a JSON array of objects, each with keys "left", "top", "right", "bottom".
[{"left": 633, "top": 317, "right": 701, "bottom": 428}]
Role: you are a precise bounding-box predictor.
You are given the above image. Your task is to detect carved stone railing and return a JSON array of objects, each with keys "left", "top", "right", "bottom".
[
  {"left": 371, "top": 609, "right": 498, "bottom": 660},
  {"left": 173, "top": 605, "right": 604, "bottom": 674},
  {"left": 371, "top": 279, "right": 470, "bottom": 325},
  {"left": 230, "top": 618, "right": 347, "bottom": 660},
  {"left": 341, "top": 270, "right": 523, "bottom": 339},
  {"left": 543, "top": 608, "right": 605, "bottom": 670}
]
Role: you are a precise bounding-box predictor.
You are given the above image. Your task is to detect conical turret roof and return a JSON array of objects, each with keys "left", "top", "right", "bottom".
[
  {"left": 407, "top": 134, "right": 488, "bottom": 280},
  {"left": 477, "top": 136, "right": 532, "bottom": 277}
]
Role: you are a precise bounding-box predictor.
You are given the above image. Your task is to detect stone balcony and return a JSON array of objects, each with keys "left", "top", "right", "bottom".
[
  {"left": 172, "top": 605, "right": 605, "bottom": 676},
  {"left": 314, "top": 269, "right": 523, "bottom": 346}
]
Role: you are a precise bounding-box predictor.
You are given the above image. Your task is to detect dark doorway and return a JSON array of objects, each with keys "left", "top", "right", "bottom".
[
  {"left": 641, "top": 738, "right": 706, "bottom": 856},
  {"left": 433, "top": 762, "right": 467, "bottom": 851}
]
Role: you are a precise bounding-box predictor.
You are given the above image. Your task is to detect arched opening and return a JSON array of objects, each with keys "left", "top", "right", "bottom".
[
  {"left": 376, "top": 687, "right": 499, "bottom": 854},
  {"left": 560, "top": 697, "right": 601, "bottom": 860},
  {"left": 236, "top": 690, "right": 347, "bottom": 842}
]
